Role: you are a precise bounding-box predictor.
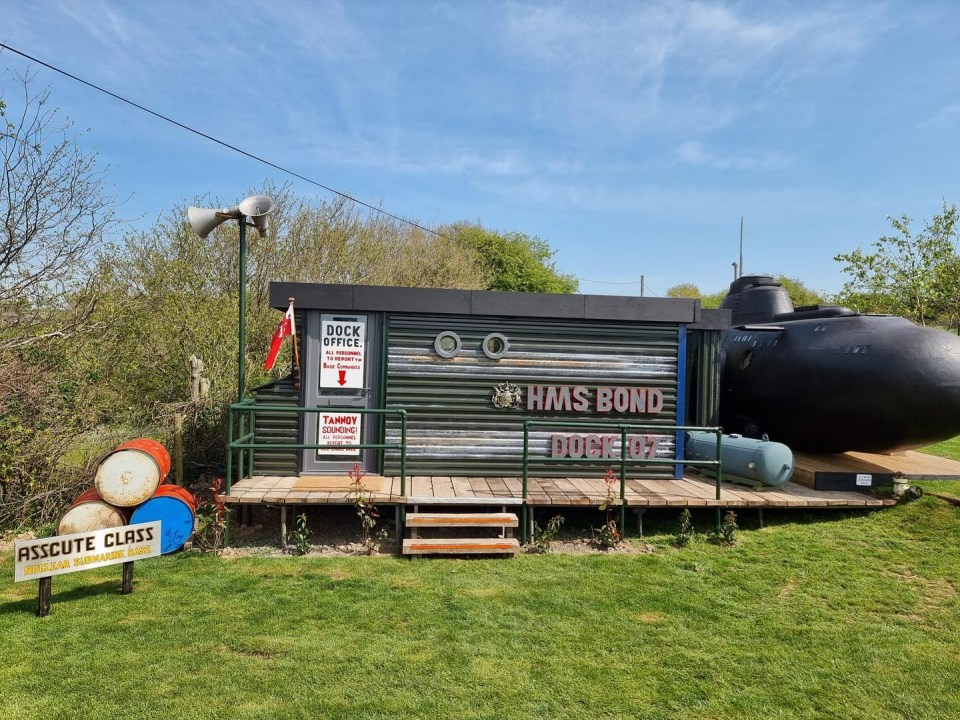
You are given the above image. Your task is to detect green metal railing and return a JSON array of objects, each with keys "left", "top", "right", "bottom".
[
  {"left": 521, "top": 420, "right": 723, "bottom": 543},
  {"left": 225, "top": 400, "right": 408, "bottom": 544}
]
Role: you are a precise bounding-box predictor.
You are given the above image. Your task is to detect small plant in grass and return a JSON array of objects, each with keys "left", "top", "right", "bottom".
[
  {"left": 532, "top": 514, "right": 565, "bottom": 553},
  {"left": 708, "top": 510, "right": 738, "bottom": 545},
  {"left": 675, "top": 508, "right": 695, "bottom": 547},
  {"left": 596, "top": 468, "right": 622, "bottom": 548},
  {"left": 288, "top": 512, "right": 312, "bottom": 555},
  {"left": 194, "top": 477, "right": 227, "bottom": 554},
  {"left": 349, "top": 463, "right": 385, "bottom": 552}
]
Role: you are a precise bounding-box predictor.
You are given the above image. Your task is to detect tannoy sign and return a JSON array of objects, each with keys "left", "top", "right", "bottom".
[{"left": 14, "top": 521, "right": 161, "bottom": 616}]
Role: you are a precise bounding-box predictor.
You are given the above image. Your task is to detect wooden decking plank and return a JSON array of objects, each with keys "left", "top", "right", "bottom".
[
  {"left": 451, "top": 477, "right": 476, "bottom": 498},
  {"left": 624, "top": 480, "right": 667, "bottom": 506},
  {"left": 537, "top": 478, "right": 572, "bottom": 504},
  {"left": 554, "top": 478, "right": 593, "bottom": 505},
  {"left": 469, "top": 477, "right": 496, "bottom": 497}
]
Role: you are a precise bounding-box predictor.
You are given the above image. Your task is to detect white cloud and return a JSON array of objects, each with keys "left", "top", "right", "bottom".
[
  {"left": 919, "top": 103, "right": 960, "bottom": 129},
  {"left": 501, "top": 1, "right": 886, "bottom": 134},
  {"left": 675, "top": 141, "right": 793, "bottom": 171}
]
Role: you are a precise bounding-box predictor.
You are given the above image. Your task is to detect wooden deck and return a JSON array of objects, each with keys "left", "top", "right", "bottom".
[
  {"left": 223, "top": 474, "right": 895, "bottom": 509},
  {"left": 793, "top": 449, "right": 960, "bottom": 486}
]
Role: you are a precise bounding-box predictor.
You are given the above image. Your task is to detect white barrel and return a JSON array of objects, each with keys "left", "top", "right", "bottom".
[
  {"left": 58, "top": 487, "right": 129, "bottom": 535},
  {"left": 94, "top": 438, "right": 170, "bottom": 507}
]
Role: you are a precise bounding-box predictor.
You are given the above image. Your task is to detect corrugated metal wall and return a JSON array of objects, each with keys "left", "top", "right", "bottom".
[
  {"left": 252, "top": 376, "right": 300, "bottom": 476},
  {"left": 688, "top": 329, "right": 723, "bottom": 427},
  {"left": 384, "top": 314, "right": 681, "bottom": 478}
]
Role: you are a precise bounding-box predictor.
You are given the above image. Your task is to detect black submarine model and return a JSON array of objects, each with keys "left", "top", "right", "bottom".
[{"left": 718, "top": 275, "right": 960, "bottom": 454}]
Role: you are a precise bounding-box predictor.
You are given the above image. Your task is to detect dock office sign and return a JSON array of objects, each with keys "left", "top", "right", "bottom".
[{"left": 320, "top": 314, "right": 366, "bottom": 389}]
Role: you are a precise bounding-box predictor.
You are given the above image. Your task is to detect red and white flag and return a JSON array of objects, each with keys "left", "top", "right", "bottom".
[{"left": 264, "top": 301, "right": 296, "bottom": 371}]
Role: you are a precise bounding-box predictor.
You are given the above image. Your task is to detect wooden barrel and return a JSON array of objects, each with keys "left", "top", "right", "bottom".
[
  {"left": 130, "top": 484, "right": 196, "bottom": 554},
  {"left": 58, "top": 487, "right": 130, "bottom": 535},
  {"left": 95, "top": 438, "right": 171, "bottom": 507}
]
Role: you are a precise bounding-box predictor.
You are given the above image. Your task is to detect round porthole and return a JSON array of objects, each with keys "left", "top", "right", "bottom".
[
  {"left": 482, "top": 333, "right": 509, "bottom": 360},
  {"left": 434, "top": 331, "right": 462, "bottom": 358}
]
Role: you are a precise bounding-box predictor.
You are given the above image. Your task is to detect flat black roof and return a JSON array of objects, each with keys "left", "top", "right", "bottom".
[{"left": 270, "top": 281, "right": 730, "bottom": 329}]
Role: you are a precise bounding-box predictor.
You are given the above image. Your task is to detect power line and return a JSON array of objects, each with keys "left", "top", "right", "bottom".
[{"left": 0, "top": 41, "right": 447, "bottom": 239}]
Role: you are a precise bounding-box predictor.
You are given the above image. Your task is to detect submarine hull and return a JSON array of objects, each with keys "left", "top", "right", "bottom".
[
  {"left": 719, "top": 277, "right": 960, "bottom": 454},
  {"left": 720, "top": 276, "right": 960, "bottom": 453}
]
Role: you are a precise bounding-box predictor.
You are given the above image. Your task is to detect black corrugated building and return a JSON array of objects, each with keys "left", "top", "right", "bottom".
[{"left": 256, "top": 282, "right": 729, "bottom": 481}]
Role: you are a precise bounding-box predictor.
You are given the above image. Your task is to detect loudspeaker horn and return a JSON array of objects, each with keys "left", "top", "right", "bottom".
[
  {"left": 187, "top": 206, "right": 231, "bottom": 239},
  {"left": 238, "top": 194, "right": 273, "bottom": 218},
  {"left": 250, "top": 214, "right": 270, "bottom": 236}
]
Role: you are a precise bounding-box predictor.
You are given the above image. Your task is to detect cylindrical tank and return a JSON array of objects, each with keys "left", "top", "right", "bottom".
[
  {"left": 58, "top": 487, "right": 130, "bottom": 535},
  {"left": 130, "top": 484, "right": 196, "bottom": 554},
  {"left": 95, "top": 438, "right": 171, "bottom": 507},
  {"left": 686, "top": 431, "right": 794, "bottom": 487}
]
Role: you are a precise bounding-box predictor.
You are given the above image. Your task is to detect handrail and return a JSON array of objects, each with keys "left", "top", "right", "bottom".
[
  {"left": 225, "top": 403, "right": 408, "bottom": 526},
  {"left": 521, "top": 420, "right": 723, "bottom": 543}
]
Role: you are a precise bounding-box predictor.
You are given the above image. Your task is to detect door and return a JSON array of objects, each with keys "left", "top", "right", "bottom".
[{"left": 301, "top": 312, "right": 379, "bottom": 474}]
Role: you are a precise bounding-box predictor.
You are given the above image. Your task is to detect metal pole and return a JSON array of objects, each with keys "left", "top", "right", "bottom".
[
  {"left": 225, "top": 408, "right": 233, "bottom": 547},
  {"left": 522, "top": 422, "right": 530, "bottom": 544},
  {"left": 399, "top": 411, "right": 407, "bottom": 529},
  {"left": 738, "top": 216, "right": 744, "bottom": 279},
  {"left": 238, "top": 218, "right": 247, "bottom": 402},
  {"left": 640, "top": 275, "right": 645, "bottom": 298},
  {"left": 619, "top": 426, "right": 627, "bottom": 538}
]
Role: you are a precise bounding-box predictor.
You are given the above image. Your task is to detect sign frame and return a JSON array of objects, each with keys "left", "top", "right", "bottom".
[{"left": 14, "top": 521, "right": 162, "bottom": 617}]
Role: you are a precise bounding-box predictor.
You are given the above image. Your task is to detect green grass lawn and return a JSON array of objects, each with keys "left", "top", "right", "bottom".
[
  {"left": 3, "top": 495, "right": 960, "bottom": 719},
  {"left": 921, "top": 435, "right": 960, "bottom": 462}
]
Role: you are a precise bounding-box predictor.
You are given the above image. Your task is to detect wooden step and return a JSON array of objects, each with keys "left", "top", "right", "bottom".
[
  {"left": 402, "top": 538, "right": 520, "bottom": 555},
  {"left": 406, "top": 512, "right": 518, "bottom": 528},
  {"left": 405, "top": 496, "right": 523, "bottom": 506}
]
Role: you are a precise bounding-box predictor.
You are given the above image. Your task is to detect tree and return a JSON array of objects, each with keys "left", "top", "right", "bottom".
[
  {"left": 835, "top": 204, "right": 958, "bottom": 325},
  {"left": 447, "top": 222, "right": 578, "bottom": 294},
  {"left": 764, "top": 274, "right": 823, "bottom": 308},
  {"left": 0, "top": 71, "right": 118, "bottom": 349},
  {"left": 666, "top": 283, "right": 701, "bottom": 299}
]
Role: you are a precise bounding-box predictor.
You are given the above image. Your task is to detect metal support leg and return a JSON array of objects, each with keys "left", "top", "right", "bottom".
[
  {"left": 758, "top": 508, "right": 764, "bottom": 529},
  {"left": 634, "top": 508, "right": 647, "bottom": 537},
  {"left": 394, "top": 506, "right": 402, "bottom": 541},
  {"left": 280, "top": 506, "right": 288, "bottom": 549}
]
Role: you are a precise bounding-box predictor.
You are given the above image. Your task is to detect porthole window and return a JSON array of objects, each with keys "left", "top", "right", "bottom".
[
  {"left": 482, "top": 332, "right": 509, "bottom": 360},
  {"left": 434, "top": 331, "right": 462, "bottom": 358}
]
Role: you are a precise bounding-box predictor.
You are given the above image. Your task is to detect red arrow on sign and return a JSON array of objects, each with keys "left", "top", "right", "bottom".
[{"left": 337, "top": 370, "right": 347, "bottom": 386}]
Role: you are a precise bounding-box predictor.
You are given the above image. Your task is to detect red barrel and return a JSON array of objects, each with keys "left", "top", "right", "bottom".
[
  {"left": 58, "top": 486, "right": 130, "bottom": 535},
  {"left": 130, "top": 484, "right": 196, "bottom": 554},
  {"left": 95, "top": 438, "right": 171, "bottom": 507}
]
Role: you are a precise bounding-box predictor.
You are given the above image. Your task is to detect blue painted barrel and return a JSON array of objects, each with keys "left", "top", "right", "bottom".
[
  {"left": 130, "top": 485, "right": 196, "bottom": 554},
  {"left": 686, "top": 431, "right": 794, "bottom": 487}
]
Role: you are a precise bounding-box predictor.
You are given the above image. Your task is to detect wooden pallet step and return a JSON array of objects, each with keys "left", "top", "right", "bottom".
[
  {"left": 406, "top": 512, "right": 519, "bottom": 528},
  {"left": 402, "top": 538, "right": 520, "bottom": 555},
  {"left": 405, "top": 496, "right": 523, "bottom": 506}
]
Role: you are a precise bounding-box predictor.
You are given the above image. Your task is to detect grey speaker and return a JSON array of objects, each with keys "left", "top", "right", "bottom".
[
  {"left": 250, "top": 214, "right": 270, "bottom": 236},
  {"left": 187, "top": 206, "right": 230, "bottom": 239},
  {"left": 238, "top": 194, "right": 273, "bottom": 218}
]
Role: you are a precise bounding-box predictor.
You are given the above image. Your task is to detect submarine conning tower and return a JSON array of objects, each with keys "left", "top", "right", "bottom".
[{"left": 721, "top": 275, "right": 794, "bottom": 324}]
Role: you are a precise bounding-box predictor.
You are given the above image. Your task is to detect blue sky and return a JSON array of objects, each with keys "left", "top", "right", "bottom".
[{"left": 3, "top": 1, "right": 960, "bottom": 297}]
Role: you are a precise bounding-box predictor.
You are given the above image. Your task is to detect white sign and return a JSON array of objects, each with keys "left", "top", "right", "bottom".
[
  {"left": 855, "top": 473, "right": 873, "bottom": 487},
  {"left": 318, "top": 412, "right": 362, "bottom": 456},
  {"left": 320, "top": 315, "right": 366, "bottom": 389},
  {"left": 14, "top": 522, "right": 161, "bottom": 582}
]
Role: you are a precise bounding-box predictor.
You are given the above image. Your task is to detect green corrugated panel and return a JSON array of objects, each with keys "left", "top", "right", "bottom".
[
  {"left": 252, "top": 375, "right": 300, "bottom": 475},
  {"left": 384, "top": 314, "right": 681, "bottom": 478}
]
